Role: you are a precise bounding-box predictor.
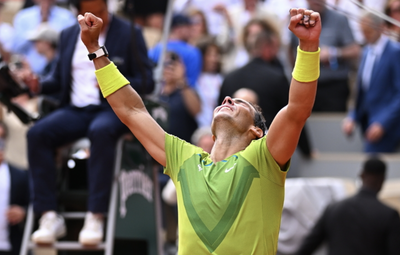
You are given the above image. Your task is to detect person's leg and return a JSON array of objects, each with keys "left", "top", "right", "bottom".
[
  {"left": 27, "top": 106, "right": 90, "bottom": 214},
  {"left": 86, "top": 108, "right": 129, "bottom": 213},
  {"left": 79, "top": 108, "right": 128, "bottom": 245}
]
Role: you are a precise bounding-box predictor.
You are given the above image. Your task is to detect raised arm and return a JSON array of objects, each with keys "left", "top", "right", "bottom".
[
  {"left": 267, "top": 8, "right": 321, "bottom": 167},
  {"left": 78, "top": 13, "right": 167, "bottom": 166}
]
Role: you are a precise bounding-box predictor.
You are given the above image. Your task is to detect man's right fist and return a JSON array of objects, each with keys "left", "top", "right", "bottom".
[
  {"left": 78, "top": 13, "right": 103, "bottom": 53},
  {"left": 288, "top": 8, "right": 321, "bottom": 52}
]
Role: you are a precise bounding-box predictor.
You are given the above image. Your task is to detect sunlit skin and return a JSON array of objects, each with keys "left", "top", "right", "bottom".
[{"left": 212, "top": 97, "right": 261, "bottom": 139}]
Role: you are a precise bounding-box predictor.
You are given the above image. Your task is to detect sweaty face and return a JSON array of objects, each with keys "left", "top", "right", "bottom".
[{"left": 212, "top": 97, "right": 256, "bottom": 134}]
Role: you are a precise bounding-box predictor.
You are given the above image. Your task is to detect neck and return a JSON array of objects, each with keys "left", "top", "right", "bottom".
[{"left": 210, "top": 131, "right": 252, "bottom": 162}]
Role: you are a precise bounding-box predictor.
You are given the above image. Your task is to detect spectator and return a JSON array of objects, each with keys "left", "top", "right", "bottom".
[
  {"left": 0, "top": 121, "right": 30, "bottom": 255},
  {"left": 196, "top": 40, "right": 224, "bottom": 128},
  {"left": 0, "top": 91, "right": 38, "bottom": 170},
  {"left": 342, "top": 12, "right": 400, "bottom": 153},
  {"left": 24, "top": 0, "right": 154, "bottom": 246},
  {"left": 122, "top": 0, "right": 168, "bottom": 31},
  {"left": 0, "top": 1, "right": 14, "bottom": 63},
  {"left": 187, "top": 9, "right": 210, "bottom": 46},
  {"left": 385, "top": 0, "right": 400, "bottom": 42},
  {"left": 326, "top": 0, "right": 388, "bottom": 44},
  {"left": 149, "top": 13, "right": 202, "bottom": 88},
  {"left": 221, "top": 0, "right": 280, "bottom": 73},
  {"left": 295, "top": 156, "right": 400, "bottom": 255},
  {"left": 220, "top": 19, "right": 312, "bottom": 158},
  {"left": 173, "top": 0, "right": 240, "bottom": 36},
  {"left": 159, "top": 51, "right": 200, "bottom": 142},
  {"left": 12, "top": 0, "right": 76, "bottom": 74},
  {"left": 27, "top": 22, "right": 59, "bottom": 78},
  {"left": 290, "top": 0, "right": 360, "bottom": 112}
]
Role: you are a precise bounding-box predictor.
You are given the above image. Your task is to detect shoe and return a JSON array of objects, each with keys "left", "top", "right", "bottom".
[
  {"left": 79, "top": 212, "right": 104, "bottom": 246},
  {"left": 31, "top": 211, "right": 66, "bottom": 244}
]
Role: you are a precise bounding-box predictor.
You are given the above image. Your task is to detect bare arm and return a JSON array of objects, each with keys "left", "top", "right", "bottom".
[
  {"left": 267, "top": 8, "right": 321, "bottom": 167},
  {"left": 78, "top": 13, "right": 167, "bottom": 166},
  {"left": 181, "top": 87, "right": 201, "bottom": 117}
]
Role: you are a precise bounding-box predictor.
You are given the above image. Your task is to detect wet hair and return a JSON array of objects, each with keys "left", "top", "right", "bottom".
[
  {"left": 249, "top": 102, "right": 267, "bottom": 137},
  {"left": 362, "top": 155, "right": 386, "bottom": 176}
]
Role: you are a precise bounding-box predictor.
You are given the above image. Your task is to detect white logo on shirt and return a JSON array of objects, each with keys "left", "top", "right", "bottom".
[
  {"left": 198, "top": 164, "right": 203, "bottom": 171},
  {"left": 225, "top": 163, "right": 236, "bottom": 173}
]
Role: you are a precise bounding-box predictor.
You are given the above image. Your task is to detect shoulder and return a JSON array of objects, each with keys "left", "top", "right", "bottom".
[
  {"left": 14, "top": 5, "right": 39, "bottom": 21},
  {"left": 387, "top": 40, "right": 400, "bottom": 52},
  {"left": 59, "top": 23, "right": 80, "bottom": 39}
]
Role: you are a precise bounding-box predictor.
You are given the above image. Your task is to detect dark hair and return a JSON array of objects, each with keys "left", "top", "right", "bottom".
[
  {"left": 197, "top": 38, "right": 222, "bottom": 73},
  {"left": 242, "top": 18, "right": 280, "bottom": 53},
  {"left": 362, "top": 155, "right": 386, "bottom": 176},
  {"left": 250, "top": 103, "right": 267, "bottom": 137},
  {"left": 71, "top": 0, "right": 107, "bottom": 12}
]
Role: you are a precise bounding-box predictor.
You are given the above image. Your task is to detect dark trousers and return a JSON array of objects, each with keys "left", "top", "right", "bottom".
[{"left": 28, "top": 104, "right": 128, "bottom": 213}]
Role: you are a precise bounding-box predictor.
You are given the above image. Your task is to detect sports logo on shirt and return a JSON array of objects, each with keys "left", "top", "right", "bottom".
[{"left": 177, "top": 155, "right": 259, "bottom": 252}]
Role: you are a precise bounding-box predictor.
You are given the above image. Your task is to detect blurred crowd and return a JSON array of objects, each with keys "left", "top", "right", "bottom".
[{"left": 0, "top": 0, "right": 400, "bottom": 254}]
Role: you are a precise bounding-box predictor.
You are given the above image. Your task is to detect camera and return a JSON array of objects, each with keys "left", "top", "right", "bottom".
[
  {"left": 0, "top": 56, "right": 40, "bottom": 124},
  {"left": 163, "top": 52, "right": 180, "bottom": 67}
]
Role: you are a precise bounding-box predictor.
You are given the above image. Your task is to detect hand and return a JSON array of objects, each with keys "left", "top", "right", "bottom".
[
  {"left": 365, "top": 122, "right": 384, "bottom": 143},
  {"left": 288, "top": 8, "right": 321, "bottom": 52},
  {"left": 77, "top": 13, "right": 103, "bottom": 53},
  {"left": 342, "top": 117, "right": 355, "bottom": 136},
  {"left": 6, "top": 205, "right": 26, "bottom": 225},
  {"left": 11, "top": 60, "right": 40, "bottom": 94}
]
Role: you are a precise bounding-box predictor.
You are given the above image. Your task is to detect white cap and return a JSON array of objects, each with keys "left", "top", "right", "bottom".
[{"left": 27, "top": 23, "right": 59, "bottom": 45}]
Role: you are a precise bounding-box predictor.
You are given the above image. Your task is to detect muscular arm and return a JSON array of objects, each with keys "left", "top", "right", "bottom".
[
  {"left": 78, "top": 13, "right": 167, "bottom": 167},
  {"left": 267, "top": 9, "right": 320, "bottom": 167}
]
